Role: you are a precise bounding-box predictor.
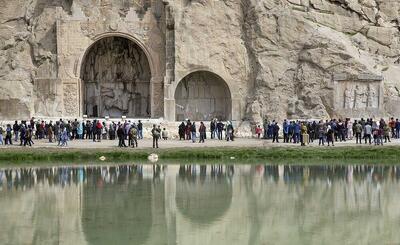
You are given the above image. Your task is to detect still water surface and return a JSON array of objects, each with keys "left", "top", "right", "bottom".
[{"left": 0, "top": 164, "right": 399, "bottom": 245}]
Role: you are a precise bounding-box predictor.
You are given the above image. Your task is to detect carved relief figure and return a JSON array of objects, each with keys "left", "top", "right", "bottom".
[
  {"left": 101, "top": 81, "right": 131, "bottom": 116},
  {"left": 354, "top": 85, "right": 367, "bottom": 109},
  {"left": 367, "top": 84, "right": 378, "bottom": 108},
  {"left": 64, "top": 84, "right": 79, "bottom": 116},
  {"left": 343, "top": 87, "right": 354, "bottom": 109}
]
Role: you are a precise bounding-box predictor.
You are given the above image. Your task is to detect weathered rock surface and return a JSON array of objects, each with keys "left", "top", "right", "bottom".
[{"left": 1, "top": 0, "right": 400, "bottom": 122}]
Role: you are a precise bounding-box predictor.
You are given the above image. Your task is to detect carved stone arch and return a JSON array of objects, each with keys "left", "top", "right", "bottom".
[
  {"left": 174, "top": 70, "right": 233, "bottom": 121},
  {"left": 79, "top": 34, "right": 153, "bottom": 118},
  {"left": 77, "top": 32, "right": 157, "bottom": 79}
]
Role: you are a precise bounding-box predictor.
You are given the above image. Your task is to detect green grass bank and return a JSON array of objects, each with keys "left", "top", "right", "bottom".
[{"left": 0, "top": 146, "right": 400, "bottom": 165}]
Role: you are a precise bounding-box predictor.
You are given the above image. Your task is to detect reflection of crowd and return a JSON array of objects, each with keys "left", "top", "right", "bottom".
[
  {"left": 178, "top": 165, "right": 235, "bottom": 179},
  {"left": 2, "top": 164, "right": 400, "bottom": 193},
  {"left": 0, "top": 165, "right": 163, "bottom": 191},
  {"left": 263, "top": 165, "right": 400, "bottom": 184}
]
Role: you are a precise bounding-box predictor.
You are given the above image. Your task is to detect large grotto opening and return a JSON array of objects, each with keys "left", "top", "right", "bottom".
[
  {"left": 81, "top": 36, "right": 151, "bottom": 118},
  {"left": 174, "top": 71, "right": 232, "bottom": 121}
]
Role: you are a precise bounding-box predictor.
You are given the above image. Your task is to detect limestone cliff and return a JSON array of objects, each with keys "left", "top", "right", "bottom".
[
  {"left": 173, "top": 0, "right": 400, "bottom": 122},
  {"left": 1, "top": 0, "right": 400, "bottom": 121}
]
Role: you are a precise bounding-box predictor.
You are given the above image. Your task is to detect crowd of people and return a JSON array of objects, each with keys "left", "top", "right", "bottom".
[
  {"left": 257, "top": 117, "right": 400, "bottom": 146},
  {"left": 0, "top": 118, "right": 236, "bottom": 148},
  {"left": 0, "top": 117, "right": 399, "bottom": 148},
  {"left": 178, "top": 119, "right": 235, "bottom": 143},
  {"left": 0, "top": 118, "right": 147, "bottom": 148}
]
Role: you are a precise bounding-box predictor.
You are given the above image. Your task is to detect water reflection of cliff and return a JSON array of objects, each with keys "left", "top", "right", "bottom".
[{"left": 1, "top": 164, "right": 400, "bottom": 244}]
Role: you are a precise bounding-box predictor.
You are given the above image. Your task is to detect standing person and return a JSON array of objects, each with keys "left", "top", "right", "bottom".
[
  {"left": 77, "top": 121, "right": 83, "bottom": 139},
  {"left": 300, "top": 122, "right": 308, "bottom": 146},
  {"left": 217, "top": 120, "right": 224, "bottom": 140},
  {"left": 109, "top": 122, "right": 115, "bottom": 140},
  {"left": 347, "top": 119, "right": 353, "bottom": 140},
  {"left": 54, "top": 121, "right": 60, "bottom": 143},
  {"left": 396, "top": 119, "right": 400, "bottom": 139},
  {"left": 66, "top": 121, "right": 72, "bottom": 140},
  {"left": 210, "top": 119, "right": 216, "bottom": 139},
  {"left": 97, "top": 120, "right": 103, "bottom": 142},
  {"left": 389, "top": 117, "right": 396, "bottom": 138},
  {"left": 318, "top": 120, "right": 325, "bottom": 146},
  {"left": 307, "top": 122, "right": 314, "bottom": 143},
  {"left": 372, "top": 124, "right": 379, "bottom": 145},
  {"left": 199, "top": 122, "right": 206, "bottom": 143},
  {"left": 267, "top": 121, "right": 273, "bottom": 139},
  {"left": 283, "top": 120, "right": 289, "bottom": 143},
  {"left": 24, "top": 127, "right": 33, "bottom": 147},
  {"left": 364, "top": 122, "right": 372, "bottom": 145},
  {"left": 384, "top": 123, "right": 391, "bottom": 143},
  {"left": 72, "top": 119, "right": 78, "bottom": 140},
  {"left": 34, "top": 121, "right": 40, "bottom": 139},
  {"left": 138, "top": 120, "right": 143, "bottom": 139},
  {"left": 117, "top": 125, "right": 126, "bottom": 147},
  {"left": 0, "top": 126, "right": 3, "bottom": 145},
  {"left": 293, "top": 121, "right": 300, "bottom": 144},
  {"left": 86, "top": 121, "right": 92, "bottom": 139},
  {"left": 129, "top": 126, "right": 138, "bottom": 148},
  {"left": 255, "top": 125, "right": 262, "bottom": 139},
  {"left": 162, "top": 128, "right": 168, "bottom": 140},
  {"left": 81, "top": 121, "right": 86, "bottom": 139},
  {"left": 40, "top": 121, "right": 46, "bottom": 139},
  {"left": 128, "top": 124, "right": 134, "bottom": 147},
  {"left": 263, "top": 119, "right": 268, "bottom": 139},
  {"left": 272, "top": 122, "right": 280, "bottom": 143},
  {"left": 378, "top": 124, "right": 384, "bottom": 146},
  {"left": 226, "top": 122, "right": 234, "bottom": 141},
  {"left": 354, "top": 120, "right": 362, "bottom": 144},
  {"left": 326, "top": 125, "right": 335, "bottom": 146},
  {"left": 19, "top": 125, "right": 26, "bottom": 146},
  {"left": 57, "top": 122, "right": 63, "bottom": 146},
  {"left": 191, "top": 122, "right": 197, "bottom": 143},
  {"left": 151, "top": 124, "right": 160, "bottom": 148},
  {"left": 339, "top": 119, "right": 346, "bottom": 142},
  {"left": 92, "top": 120, "right": 97, "bottom": 142},
  {"left": 102, "top": 122, "right": 107, "bottom": 140},
  {"left": 13, "top": 121, "right": 19, "bottom": 142},
  {"left": 186, "top": 120, "right": 192, "bottom": 140},
  {"left": 48, "top": 123, "right": 54, "bottom": 143},
  {"left": 178, "top": 122, "right": 185, "bottom": 140},
  {"left": 5, "top": 124, "right": 12, "bottom": 145},
  {"left": 60, "top": 128, "right": 69, "bottom": 147}
]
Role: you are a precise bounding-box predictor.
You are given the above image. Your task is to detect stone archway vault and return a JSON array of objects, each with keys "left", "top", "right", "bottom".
[
  {"left": 80, "top": 36, "right": 152, "bottom": 118},
  {"left": 173, "top": 71, "right": 233, "bottom": 121}
]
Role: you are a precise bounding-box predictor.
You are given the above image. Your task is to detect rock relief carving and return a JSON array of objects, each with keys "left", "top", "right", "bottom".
[{"left": 64, "top": 84, "right": 79, "bottom": 115}]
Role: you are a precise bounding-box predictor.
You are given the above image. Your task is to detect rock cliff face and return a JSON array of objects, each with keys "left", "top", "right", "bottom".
[
  {"left": 172, "top": 0, "right": 400, "bottom": 122},
  {"left": 0, "top": 0, "right": 72, "bottom": 118},
  {"left": 1, "top": 0, "right": 400, "bottom": 121}
]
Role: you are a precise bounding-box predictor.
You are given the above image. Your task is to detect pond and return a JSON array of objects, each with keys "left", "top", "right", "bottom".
[{"left": 0, "top": 164, "right": 399, "bottom": 245}]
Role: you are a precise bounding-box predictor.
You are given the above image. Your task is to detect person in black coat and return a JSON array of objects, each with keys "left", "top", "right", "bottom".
[
  {"left": 117, "top": 125, "right": 126, "bottom": 147},
  {"left": 178, "top": 122, "right": 185, "bottom": 140}
]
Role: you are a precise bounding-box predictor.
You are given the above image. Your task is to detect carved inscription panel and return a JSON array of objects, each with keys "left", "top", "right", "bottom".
[
  {"left": 334, "top": 76, "right": 383, "bottom": 117},
  {"left": 341, "top": 82, "right": 380, "bottom": 109}
]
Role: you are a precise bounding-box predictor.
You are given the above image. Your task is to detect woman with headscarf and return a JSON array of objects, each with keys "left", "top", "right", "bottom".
[
  {"left": 77, "top": 121, "right": 83, "bottom": 139},
  {"left": 326, "top": 125, "right": 335, "bottom": 146}
]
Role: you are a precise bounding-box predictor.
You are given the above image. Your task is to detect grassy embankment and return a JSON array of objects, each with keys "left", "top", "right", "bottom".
[{"left": 0, "top": 146, "right": 400, "bottom": 165}]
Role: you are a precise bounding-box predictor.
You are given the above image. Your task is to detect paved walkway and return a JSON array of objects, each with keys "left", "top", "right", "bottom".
[{"left": 2, "top": 137, "right": 400, "bottom": 149}]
